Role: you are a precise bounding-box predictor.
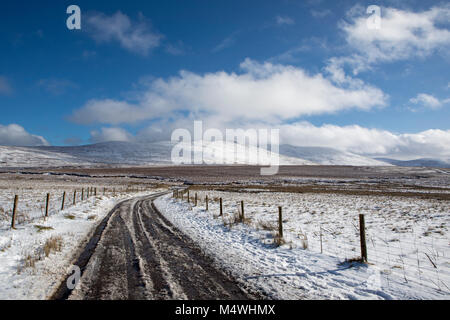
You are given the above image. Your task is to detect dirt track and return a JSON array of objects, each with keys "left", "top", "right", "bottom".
[{"left": 52, "top": 192, "right": 254, "bottom": 300}]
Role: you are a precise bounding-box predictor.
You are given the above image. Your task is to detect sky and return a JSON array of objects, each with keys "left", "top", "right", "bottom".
[{"left": 0, "top": 0, "right": 449, "bottom": 160}]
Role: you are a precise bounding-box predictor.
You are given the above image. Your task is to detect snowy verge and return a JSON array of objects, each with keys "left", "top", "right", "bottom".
[
  {"left": 154, "top": 194, "right": 448, "bottom": 300},
  {"left": 0, "top": 190, "right": 163, "bottom": 300}
]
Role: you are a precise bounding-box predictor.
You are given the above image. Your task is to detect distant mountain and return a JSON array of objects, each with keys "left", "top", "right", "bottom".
[
  {"left": 374, "top": 157, "right": 450, "bottom": 169},
  {"left": 33, "top": 141, "right": 174, "bottom": 165},
  {"left": 279, "top": 145, "right": 391, "bottom": 166},
  {"left": 0, "top": 145, "right": 88, "bottom": 168},
  {"left": 7, "top": 141, "right": 432, "bottom": 169},
  {"left": 0, "top": 141, "right": 314, "bottom": 168}
]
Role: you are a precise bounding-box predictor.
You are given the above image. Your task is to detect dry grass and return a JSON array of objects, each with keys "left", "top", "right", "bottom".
[
  {"left": 17, "top": 236, "right": 63, "bottom": 274},
  {"left": 0, "top": 238, "right": 11, "bottom": 252},
  {"left": 222, "top": 210, "right": 241, "bottom": 229},
  {"left": 256, "top": 219, "right": 277, "bottom": 231},
  {"left": 34, "top": 225, "right": 54, "bottom": 233},
  {"left": 43, "top": 236, "right": 63, "bottom": 257}
]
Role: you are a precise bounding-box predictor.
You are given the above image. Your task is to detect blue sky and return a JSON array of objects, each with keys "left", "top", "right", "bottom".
[{"left": 0, "top": 0, "right": 449, "bottom": 159}]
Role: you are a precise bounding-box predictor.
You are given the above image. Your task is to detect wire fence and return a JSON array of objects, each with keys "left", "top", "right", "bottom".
[
  {"left": 176, "top": 189, "right": 450, "bottom": 295},
  {"left": 0, "top": 186, "right": 146, "bottom": 229}
]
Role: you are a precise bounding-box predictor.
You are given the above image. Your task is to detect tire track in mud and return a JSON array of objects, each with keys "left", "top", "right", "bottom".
[
  {"left": 52, "top": 192, "right": 256, "bottom": 300},
  {"left": 138, "top": 200, "right": 249, "bottom": 299}
]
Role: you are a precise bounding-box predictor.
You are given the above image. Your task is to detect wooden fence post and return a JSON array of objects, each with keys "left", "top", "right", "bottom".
[
  {"left": 359, "top": 214, "right": 368, "bottom": 262},
  {"left": 81, "top": 188, "right": 84, "bottom": 200},
  {"left": 187, "top": 190, "right": 190, "bottom": 203},
  {"left": 73, "top": 190, "right": 76, "bottom": 205},
  {"left": 278, "top": 206, "right": 283, "bottom": 239},
  {"left": 320, "top": 226, "right": 323, "bottom": 254},
  {"left": 11, "top": 195, "right": 18, "bottom": 229},
  {"left": 61, "top": 191, "right": 66, "bottom": 211},
  {"left": 94, "top": 188, "right": 97, "bottom": 196},
  {"left": 205, "top": 195, "right": 208, "bottom": 211},
  {"left": 45, "top": 193, "right": 50, "bottom": 218},
  {"left": 219, "top": 198, "right": 223, "bottom": 216},
  {"left": 241, "top": 200, "right": 244, "bottom": 222},
  {"left": 195, "top": 193, "right": 197, "bottom": 206}
]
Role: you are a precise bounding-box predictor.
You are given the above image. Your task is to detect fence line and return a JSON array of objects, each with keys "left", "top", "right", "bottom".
[
  {"left": 3, "top": 186, "right": 143, "bottom": 229},
  {"left": 174, "top": 189, "right": 449, "bottom": 295}
]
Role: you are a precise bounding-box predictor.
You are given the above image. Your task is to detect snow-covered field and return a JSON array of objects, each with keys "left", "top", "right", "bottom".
[
  {"left": 155, "top": 191, "right": 449, "bottom": 299},
  {"left": 1, "top": 169, "right": 447, "bottom": 300},
  {"left": 0, "top": 177, "right": 164, "bottom": 300}
]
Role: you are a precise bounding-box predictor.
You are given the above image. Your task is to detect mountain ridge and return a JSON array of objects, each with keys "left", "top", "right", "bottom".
[{"left": 0, "top": 140, "right": 399, "bottom": 168}]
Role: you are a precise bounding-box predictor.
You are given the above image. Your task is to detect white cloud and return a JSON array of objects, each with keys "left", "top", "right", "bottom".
[
  {"left": 70, "top": 59, "right": 387, "bottom": 125},
  {"left": 71, "top": 99, "right": 146, "bottom": 125},
  {"left": 279, "top": 122, "right": 450, "bottom": 160},
  {"left": 90, "top": 127, "right": 133, "bottom": 143},
  {"left": 276, "top": 16, "right": 295, "bottom": 25},
  {"left": 87, "top": 121, "right": 450, "bottom": 160},
  {"left": 0, "top": 124, "right": 49, "bottom": 146},
  {"left": 0, "top": 76, "right": 13, "bottom": 95},
  {"left": 409, "top": 93, "right": 443, "bottom": 109},
  {"left": 85, "top": 11, "right": 162, "bottom": 55},
  {"left": 336, "top": 5, "right": 450, "bottom": 73}
]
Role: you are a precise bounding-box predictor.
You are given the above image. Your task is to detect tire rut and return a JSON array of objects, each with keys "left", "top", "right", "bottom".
[
  {"left": 131, "top": 200, "right": 176, "bottom": 299},
  {"left": 53, "top": 192, "right": 256, "bottom": 300},
  {"left": 139, "top": 199, "right": 250, "bottom": 299}
]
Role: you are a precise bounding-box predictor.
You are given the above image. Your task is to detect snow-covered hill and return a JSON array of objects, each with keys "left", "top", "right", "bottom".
[
  {"left": 0, "top": 145, "right": 89, "bottom": 168},
  {"left": 0, "top": 141, "right": 314, "bottom": 168},
  {"left": 375, "top": 158, "right": 450, "bottom": 169},
  {"left": 33, "top": 141, "right": 173, "bottom": 165},
  {"left": 279, "top": 145, "right": 391, "bottom": 166},
  {"left": 0, "top": 141, "right": 401, "bottom": 168},
  {"left": 176, "top": 140, "right": 315, "bottom": 166}
]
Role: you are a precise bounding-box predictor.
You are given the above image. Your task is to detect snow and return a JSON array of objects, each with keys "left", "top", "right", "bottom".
[
  {"left": 176, "top": 140, "right": 315, "bottom": 165},
  {"left": 0, "top": 141, "right": 394, "bottom": 168},
  {"left": 155, "top": 192, "right": 450, "bottom": 300},
  {"left": 0, "top": 183, "right": 164, "bottom": 300},
  {"left": 0, "top": 146, "right": 88, "bottom": 168},
  {"left": 279, "top": 145, "right": 391, "bottom": 166}
]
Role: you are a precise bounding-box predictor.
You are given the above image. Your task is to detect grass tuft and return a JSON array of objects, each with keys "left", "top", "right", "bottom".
[{"left": 34, "top": 225, "right": 54, "bottom": 233}]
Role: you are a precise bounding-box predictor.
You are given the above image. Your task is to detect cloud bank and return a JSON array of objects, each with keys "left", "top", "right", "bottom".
[
  {"left": 70, "top": 59, "right": 387, "bottom": 125},
  {"left": 279, "top": 122, "right": 450, "bottom": 160},
  {"left": 0, "top": 124, "right": 49, "bottom": 146}
]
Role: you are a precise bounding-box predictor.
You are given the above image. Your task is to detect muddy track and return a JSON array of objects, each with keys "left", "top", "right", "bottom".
[{"left": 51, "top": 192, "right": 254, "bottom": 300}]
